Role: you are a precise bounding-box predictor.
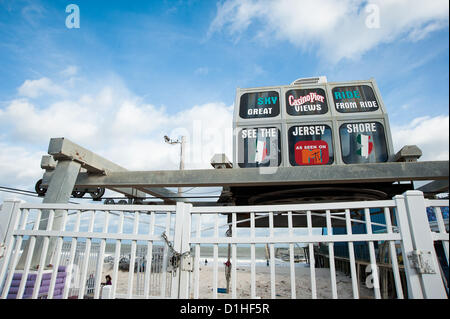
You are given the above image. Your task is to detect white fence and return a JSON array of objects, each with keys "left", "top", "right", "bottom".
[
  {"left": 0, "top": 191, "right": 448, "bottom": 299},
  {"left": 0, "top": 203, "right": 177, "bottom": 299}
]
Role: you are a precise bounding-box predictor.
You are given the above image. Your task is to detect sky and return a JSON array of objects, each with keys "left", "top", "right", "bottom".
[{"left": 0, "top": 0, "right": 449, "bottom": 203}]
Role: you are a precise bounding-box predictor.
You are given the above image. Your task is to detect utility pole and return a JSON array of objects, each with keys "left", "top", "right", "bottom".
[{"left": 164, "top": 135, "right": 186, "bottom": 197}]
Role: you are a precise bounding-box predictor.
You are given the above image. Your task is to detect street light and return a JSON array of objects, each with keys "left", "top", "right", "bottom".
[{"left": 164, "top": 135, "right": 186, "bottom": 197}]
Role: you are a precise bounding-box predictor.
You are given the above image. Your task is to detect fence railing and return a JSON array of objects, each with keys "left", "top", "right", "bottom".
[
  {"left": 425, "top": 199, "right": 449, "bottom": 295},
  {"left": 0, "top": 203, "right": 178, "bottom": 299},
  {"left": 0, "top": 191, "right": 448, "bottom": 299},
  {"left": 188, "top": 200, "right": 404, "bottom": 299}
]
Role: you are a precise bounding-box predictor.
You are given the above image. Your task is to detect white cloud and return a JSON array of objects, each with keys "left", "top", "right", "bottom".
[
  {"left": 0, "top": 98, "right": 98, "bottom": 143},
  {"left": 0, "top": 72, "right": 234, "bottom": 194},
  {"left": 0, "top": 142, "right": 44, "bottom": 192},
  {"left": 17, "top": 77, "right": 68, "bottom": 98},
  {"left": 2, "top": 68, "right": 448, "bottom": 202},
  {"left": 60, "top": 65, "right": 78, "bottom": 77},
  {"left": 391, "top": 115, "right": 449, "bottom": 161},
  {"left": 209, "top": 0, "right": 449, "bottom": 63}
]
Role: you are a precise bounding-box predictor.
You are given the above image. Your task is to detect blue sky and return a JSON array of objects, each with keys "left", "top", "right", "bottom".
[{"left": 0, "top": 0, "right": 449, "bottom": 201}]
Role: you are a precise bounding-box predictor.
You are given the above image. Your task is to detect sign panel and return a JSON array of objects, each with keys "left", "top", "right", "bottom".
[
  {"left": 332, "top": 85, "right": 379, "bottom": 113},
  {"left": 339, "top": 122, "right": 388, "bottom": 164},
  {"left": 234, "top": 79, "right": 393, "bottom": 168},
  {"left": 285, "top": 88, "right": 328, "bottom": 116},
  {"left": 237, "top": 127, "right": 281, "bottom": 168},
  {"left": 288, "top": 124, "right": 334, "bottom": 166},
  {"left": 239, "top": 91, "right": 280, "bottom": 119}
]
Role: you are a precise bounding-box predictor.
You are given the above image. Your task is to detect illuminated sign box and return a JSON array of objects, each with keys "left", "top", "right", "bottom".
[
  {"left": 236, "top": 126, "right": 282, "bottom": 168},
  {"left": 287, "top": 123, "right": 334, "bottom": 166},
  {"left": 236, "top": 88, "right": 282, "bottom": 122},
  {"left": 233, "top": 79, "right": 394, "bottom": 167},
  {"left": 338, "top": 121, "right": 388, "bottom": 164},
  {"left": 332, "top": 85, "right": 380, "bottom": 113},
  {"left": 239, "top": 91, "right": 280, "bottom": 119},
  {"left": 285, "top": 87, "right": 329, "bottom": 116}
]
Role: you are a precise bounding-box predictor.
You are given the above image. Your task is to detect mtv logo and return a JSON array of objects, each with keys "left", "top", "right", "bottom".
[{"left": 294, "top": 140, "right": 329, "bottom": 165}]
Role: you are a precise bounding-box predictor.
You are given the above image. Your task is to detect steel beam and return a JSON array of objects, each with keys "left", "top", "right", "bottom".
[
  {"left": 71, "top": 161, "right": 448, "bottom": 188},
  {"left": 48, "top": 137, "right": 122, "bottom": 174},
  {"left": 45, "top": 137, "right": 182, "bottom": 201},
  {"left": 17, "top": 159, "right": 82, "bottom": 269},
  {"left": 418, "top": 179, "right": 449, "bottom": 194}
]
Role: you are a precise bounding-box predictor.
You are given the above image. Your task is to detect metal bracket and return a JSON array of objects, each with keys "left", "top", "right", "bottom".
[
  {"left": 181, "top": 253, "right": 194, "bottom": 272},
  {"left": 407, "top": 250, "right": 436, "bottom": 274},
  {"left": 161, "top": 232, "right": 192, "bottom": 274}
]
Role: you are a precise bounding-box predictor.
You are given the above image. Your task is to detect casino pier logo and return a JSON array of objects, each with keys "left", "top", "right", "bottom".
[
  {"left": 294, "top": 140, "right": 329, "bottom": 165},
  {"left": 288, "top": 92, "right": 325, "bottom": 113},
  {"left": 356, "top": 134, "right": 373, "bottom": 158}
]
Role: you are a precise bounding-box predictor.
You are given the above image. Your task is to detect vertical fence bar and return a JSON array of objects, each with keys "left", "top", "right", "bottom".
[
  {"left": 1, "top": 208, "right": 29, "bottom": 299},
  {"left": 111, "top": 211, "right": 124, "bottom": 299},
  {"left": 250, "top": 212, "right": 256, "bottom": 299},
  {"left": 31, "top": 210, "right": 55, "bottom": 299},
  {"left": 434, "top": 207, "right": 449, "bottom": 265},
  {"left": 0, "top": 199, "right": 22, "bottom": 245},
  {"left": 144, "top": 211, "right": 155, "bottom": 298},
  {"left": 393, "top": 195, "right": 423, "bottom": 298},
  {"left": 306, "top": 210, "right": 317, "bottom": 299},
  {"left": 127, "top": 211, "right": 139, "bottom": 298},
  {"left": 326, "top": 210, "right": 338, "bottom": 299},
  {"left": 269, "top": 212, "right": 276, "bottom": 299},
  {"left": 287, "top": 211, "right": 296, "bottom": 299},
  {"left": 17, "top": 209, "right": 43, "bottom": 299},
  {"left": 383, "top": 207, "right": 404, "bottom": 299},
  {"left": 194, "top": 213, "right": 201, "bottom": 299},
  {"left": 364, "top": 208, "right": 381, "bottom": 299},
  {"left": 62, "top": 210, "right": 81, "bottom": 299},
  {"left": 345, "top": 209, "right": 359, "bottom": 299},
  {"left": 94, "top": 210, "right": 109, "bottom": 299},
  {"left": 47, "top": 210, "right": 68, "bottom": 299},
  {"left": 213, "top": 213, "right": 218, "bottom": 299},
  {"left": 179, "top": 203, "right": 192, "bottom": 299},
  {"left": 0, "top": 200, "right": 23, "bottom": 298},
  {"left": 161, "top": 212, "right": 171, "bottom": 298},
  {"left": 171, "top": 203, "right": 185, "bottom": 298},
  {"left": 403, "top": 191, "right": 447, "bottom": 299},
  {"left": 78, "top": 210, "right": 95, "bottom": 299},
  {"left": 31, "top": 209, "right": 55, "bottom": 299},
  {"left": 231, "top": 212, "right": 237, "bottom": 299}
]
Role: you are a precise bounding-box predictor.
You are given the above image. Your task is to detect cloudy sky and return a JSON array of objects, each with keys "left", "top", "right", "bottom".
[{"left": 0, "top": 0, "right": 448, "bottom": 203}]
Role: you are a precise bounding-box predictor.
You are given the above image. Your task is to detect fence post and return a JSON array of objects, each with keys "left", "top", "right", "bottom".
[
  {"left": 178, "top": 203, "right": 193, "bottom": 299},
  {"left": 0, "top": 199, "right": 23, "bottom": 295},
  {"left": 403, "top": 190, "right": 447, "bottom": 299},
  {"left": 0, "top": 199, "right": 22, "bottom": 244},
  {"left": 393, "top": 195, "right": 423, "bottom": 298},
  {"left": 170, "top": 202, "right": 186, "bottom": 298}
]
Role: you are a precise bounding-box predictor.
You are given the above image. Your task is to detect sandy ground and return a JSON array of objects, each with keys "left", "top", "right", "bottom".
[
  {"left": 99, "top": 262, "right": 374, "bottom": 299},
  {"left": 193, "top": 265, "right": 374, "bottom": 299}
]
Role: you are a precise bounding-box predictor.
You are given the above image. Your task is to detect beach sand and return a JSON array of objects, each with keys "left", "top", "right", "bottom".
[
  {"left": 193, "top": 265, "right": 374, "bottom": 299},
  {"left": 98, "top": 262, "right": 374, "bottom": 299}
]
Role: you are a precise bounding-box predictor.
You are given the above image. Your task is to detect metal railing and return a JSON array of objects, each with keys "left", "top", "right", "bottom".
[
  {"left": 0, "top": 203, "right": 177, "bottom": 299},
  {"left": 188, "top": 200, "right": 403, "bottom": 299},
  {"left": 0, "top": 191, "right": 448, "bottom": 299}
]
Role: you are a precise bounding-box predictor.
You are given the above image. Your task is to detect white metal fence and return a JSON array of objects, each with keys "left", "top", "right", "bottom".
[
  {"left": 0, "top": 203, "right": 177, "bottom": 299},
  {"left": 425, "top": 199, "right": 449, "bottom": 295},
  {"left": 0, "top": 191, "right": 448, "bottom": 299}
]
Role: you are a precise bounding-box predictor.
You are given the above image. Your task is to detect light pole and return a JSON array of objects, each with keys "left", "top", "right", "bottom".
[{"left": 164, "top": 135, "right": 186, "bottom": 198}]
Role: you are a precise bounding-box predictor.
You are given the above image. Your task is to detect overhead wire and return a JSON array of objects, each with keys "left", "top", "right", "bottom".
[{"left": 0, "top": 185, "right": 222, "bottom": 201}]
